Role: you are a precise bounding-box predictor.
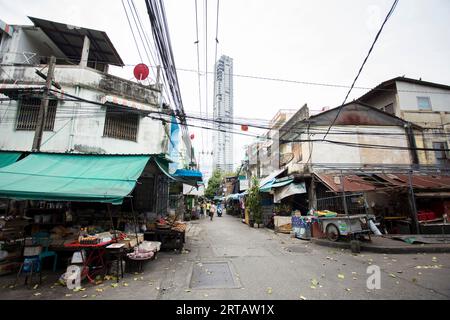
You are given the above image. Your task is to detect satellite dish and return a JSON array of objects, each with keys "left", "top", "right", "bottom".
[{"left": 133, "top": 63, "right": 150, "bottom": 81}]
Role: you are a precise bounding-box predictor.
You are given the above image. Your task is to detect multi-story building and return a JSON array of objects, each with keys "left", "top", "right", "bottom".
[
  {"left": 213, "top": 55, "right": 233, "bottom": 173},
  {"left": 356, "top": 76, "right": 450, "bottom": 166},
  {"left": 0, "top": 17, "right": 178, "bottom": 216},
  {"left": 0, "top": 17, "right": 169, "bottom": 155},
  {"left": 246, "top": 109, "right": 297, "bottom": 179}
]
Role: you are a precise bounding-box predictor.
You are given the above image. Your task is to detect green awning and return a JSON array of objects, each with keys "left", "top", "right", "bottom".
[
  {"left": 0, "top": 151, "right": 22, "bottom": 168},
  {"left": 0, "top": 153, "right": 150, "bottom": 204},
  {"left": 154, "top": 156, "right": 177, "bottom": 181},
  {"left": 271, "top": 178, "right": 294, "bottom": 189}
]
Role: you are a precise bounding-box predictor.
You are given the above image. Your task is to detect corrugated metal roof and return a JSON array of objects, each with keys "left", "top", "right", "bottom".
[
  {"left": 315, "top": 173, "right": 450, "bottom": 193},
  {"left": 28, "top": 16, "right": 124, "bottom": 66}
]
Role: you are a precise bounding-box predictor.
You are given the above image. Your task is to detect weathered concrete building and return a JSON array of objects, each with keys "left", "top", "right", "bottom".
[
  {"left": 357, "top": 77, "right": 450, "bottom": 167},
  {"left": 279, "top": 102, "right": 423, "bottom": 175},
  {"left": 0, "top": 17, "right": 168, "bottom": 155}
]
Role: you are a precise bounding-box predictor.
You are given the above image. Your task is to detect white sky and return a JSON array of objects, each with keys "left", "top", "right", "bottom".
[{"left": 1, "top": 0, "right": 450, "bottom": 180}]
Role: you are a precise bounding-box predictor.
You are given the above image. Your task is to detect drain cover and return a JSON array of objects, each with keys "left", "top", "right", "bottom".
[{"left": 190, "top": 262, "right": 237, "bottom": 289}]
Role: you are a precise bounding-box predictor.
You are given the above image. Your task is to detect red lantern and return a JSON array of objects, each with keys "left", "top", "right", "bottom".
[
  {"left": 190, "top": 133, "right": 195, "bottom": 140},
  {"left": 133, "top": 63, "right": 150, "bottom": 81},
  {"left": 241, "top": 125, "right": 249, "bottom": 131}
]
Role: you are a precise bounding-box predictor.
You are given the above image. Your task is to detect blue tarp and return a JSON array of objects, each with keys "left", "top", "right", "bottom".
[{"left": 173, "top": 169, "right": 203, "bottom": 181}]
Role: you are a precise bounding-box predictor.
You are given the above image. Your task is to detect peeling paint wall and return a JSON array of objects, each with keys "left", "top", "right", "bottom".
[
  {"left": 0, "top": 66, "right": 167, "bottom": 155},
  {"left": 287, "top": 125, "right": 412, "bottom": 173}
]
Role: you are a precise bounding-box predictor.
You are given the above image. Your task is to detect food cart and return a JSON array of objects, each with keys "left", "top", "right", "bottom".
[{"left": 317, "top": 214, "right": 375, "bottom": 241}]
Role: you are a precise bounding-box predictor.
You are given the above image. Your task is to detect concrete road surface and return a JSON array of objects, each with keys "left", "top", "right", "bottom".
[{"left": 1, "top": 213, "right": 449, "bottom": 300}]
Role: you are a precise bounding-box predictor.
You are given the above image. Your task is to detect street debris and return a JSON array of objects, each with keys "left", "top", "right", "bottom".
[
  {"left": 299, "top": 295, "right": 307, "bottom": 300},
  {"left": 338, "top": 274, "right": 345, "bottom": 279},
  {"left": 267, "top": 287, "right": 273, "bottom": 294},
  {"left": 310, "top": 279, "right": 319, "bottom": 289},
  {"left": 415, "top": 265, "right": 442, "bottom": 269}
]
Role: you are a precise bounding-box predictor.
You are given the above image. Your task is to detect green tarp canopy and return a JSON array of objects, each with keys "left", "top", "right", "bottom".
[
  {"left": 271, "top": 178, "right": 294, "bottom": 189},
  {"left": 0, "top": 153, "right": 151, "bottom": 204},
  {"left": 0, "top": 151, "right": 22, "bottom": 168}
]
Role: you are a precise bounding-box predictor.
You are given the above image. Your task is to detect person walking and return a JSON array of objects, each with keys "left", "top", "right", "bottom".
[
  {"left": 206, "top": 201, "right": 211, "bottom": 218},
  {"left": 209, "top": 202, "right": 216, "bottom": 221},
  {"left": 197, "top": 203, "right": 203, "bottom": 219}
]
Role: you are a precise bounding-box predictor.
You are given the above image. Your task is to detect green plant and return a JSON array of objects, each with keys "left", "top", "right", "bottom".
[
  {"left": 246, "top": 176, "right": 262, "bottom": 225},
  {"left": 205, "top": 169, "right": 223, "bottom": 199}
]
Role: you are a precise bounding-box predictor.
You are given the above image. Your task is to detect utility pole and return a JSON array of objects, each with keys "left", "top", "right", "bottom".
[{"left": 32, "top": 56, "right": 56, "bottom": 151}]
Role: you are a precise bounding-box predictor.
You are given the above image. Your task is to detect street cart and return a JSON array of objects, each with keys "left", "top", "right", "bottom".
[{"left": 318, "top": 214, "right": 375, "bottom": 242}]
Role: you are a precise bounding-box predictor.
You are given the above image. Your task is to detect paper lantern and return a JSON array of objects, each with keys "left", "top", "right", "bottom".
[
  {"left": 241, "top": 125, "right": 249, "bottom": 131},
  {"left": 133, "top": 63, "right": 150, "bottom": 81}
]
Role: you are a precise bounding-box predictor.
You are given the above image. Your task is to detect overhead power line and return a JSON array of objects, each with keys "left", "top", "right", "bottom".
[
  {"left": 3, "top": 88, "right": 450, "bottom": 140},
  {"left": 6, "top": 87, "right": 448, "bottom": 153},
  {"left": 194, "top": 0, "right": 204, "bottom": 153},
  {"left": 323, "top": 0, "right": 400, "bottom": 140},
  {"left": 3, "top": 52, "right": 450, "bottom": 96},
  {"left": 121, "top": 0, "right": 144, "bottom": 64},
  {"left": 3, "top": 89, "right": 450, "bottom": 154}
]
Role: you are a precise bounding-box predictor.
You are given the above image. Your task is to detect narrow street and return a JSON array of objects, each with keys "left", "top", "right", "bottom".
[{"left": 2, "top": 213, "right": 449, "bottom": 300}]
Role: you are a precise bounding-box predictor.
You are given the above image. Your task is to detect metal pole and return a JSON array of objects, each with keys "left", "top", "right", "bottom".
[
  {"left": 107, "top": 203, "right": 117, "bottom": 242},
  {"left": 408, "top": 170, "right": 420, "bottom": 234},
  {"left": 340, "top": 170, "right": 353, "bottom": 239},
  {"left": 32, "top": 56, "right": 56, "bottom": 152},
  {"left": 130, "top": 196, "right": 140, "bottom": 246}
]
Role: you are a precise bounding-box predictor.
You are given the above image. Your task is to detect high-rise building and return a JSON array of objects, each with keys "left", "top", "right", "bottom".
[{"left": 213, "top": 55, "right": 234, "bottom": 173}]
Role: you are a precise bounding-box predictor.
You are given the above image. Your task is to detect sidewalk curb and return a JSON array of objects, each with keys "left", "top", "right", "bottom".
[{"left": 311, "top": 238, "right": 450, "bottom": 254}]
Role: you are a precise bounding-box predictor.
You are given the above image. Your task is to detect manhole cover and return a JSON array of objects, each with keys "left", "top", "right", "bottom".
[{"left": 190, "top": 262, "right": 237, "bottom": 289}]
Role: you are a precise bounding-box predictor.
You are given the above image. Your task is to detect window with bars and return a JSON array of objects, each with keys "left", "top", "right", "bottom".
[
  {"left": 16, "top": 97, "right": 57, "bottom": 131},
  {"left": 103, "top": 107, "right": 140, "bottom": 141}
]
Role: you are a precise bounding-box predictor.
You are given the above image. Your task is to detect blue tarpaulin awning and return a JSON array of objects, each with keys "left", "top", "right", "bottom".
[{"left": 173, "top": 169, "right": 203, "bottom": 180}]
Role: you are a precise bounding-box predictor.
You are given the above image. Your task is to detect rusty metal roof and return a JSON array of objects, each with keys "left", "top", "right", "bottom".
[
  {"left": 28, "top": 16, "right": 124, "bottom": 67},
  {"left": 315, "top": 173, "right": 450, "bottom": 193}
]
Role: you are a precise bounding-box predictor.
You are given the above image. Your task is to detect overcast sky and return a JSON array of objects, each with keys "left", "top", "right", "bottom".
[{"left": 2, "top": 0, "right": 450, "bottom": 179}]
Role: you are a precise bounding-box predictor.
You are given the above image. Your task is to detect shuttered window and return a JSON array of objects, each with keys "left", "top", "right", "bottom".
[
  {"left": 16, "top": 97, "right": 57, "bottom": 131},
  {"left": 103, "top": 106, "right": 139, "bottom": 141}
]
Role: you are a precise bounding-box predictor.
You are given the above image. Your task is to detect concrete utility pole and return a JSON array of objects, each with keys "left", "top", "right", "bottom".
[{"left": 32, "top": 55, "right": 56, "bottom": 152}]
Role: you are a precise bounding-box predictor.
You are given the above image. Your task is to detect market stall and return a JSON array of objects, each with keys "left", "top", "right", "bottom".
[
  {"left": 0, "top": 153, "right": 167, "bottom": 287},
  {"left": 144, "top": 216, "right": 187, "bottom": 251}
]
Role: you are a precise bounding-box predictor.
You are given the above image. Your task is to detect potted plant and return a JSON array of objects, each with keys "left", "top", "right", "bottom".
[{"left": 246, "top": 177, "right": 263, "bottom": 228}]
